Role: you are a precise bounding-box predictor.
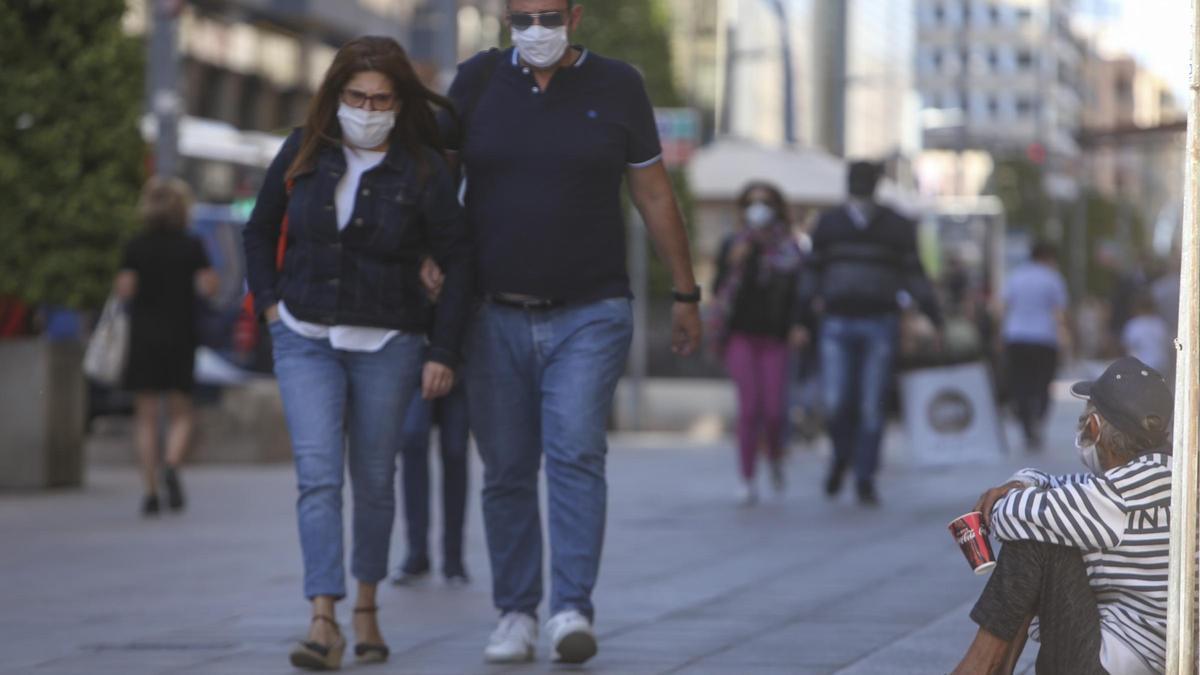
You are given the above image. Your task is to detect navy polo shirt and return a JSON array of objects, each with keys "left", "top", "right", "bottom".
[{"left": 442, "top": 47, "right": 663, "bottom": 302}]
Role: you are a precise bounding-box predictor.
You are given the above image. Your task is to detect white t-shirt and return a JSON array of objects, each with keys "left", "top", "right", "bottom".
[
  {"left": 279, "top": 146, "right": 399, "bottom": 352},
  {"left": 1122, "top": 314, "right": 1171, "bottom": 374},
  {"left": 1002, "top": 262, "right": 1069, "bottom": 347}
]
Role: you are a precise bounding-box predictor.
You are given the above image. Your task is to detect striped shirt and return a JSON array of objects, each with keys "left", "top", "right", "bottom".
[{"left": 991, "top": 452, "right": 1171, "bottom": 674}]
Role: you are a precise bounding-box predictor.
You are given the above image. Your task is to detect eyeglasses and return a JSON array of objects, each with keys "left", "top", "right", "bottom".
[
  {"left": 508, "top": 10, "right": 566, "bottom": 30},
  {"left": 342, "top": 88, "right": 396, "bottom": 111}
]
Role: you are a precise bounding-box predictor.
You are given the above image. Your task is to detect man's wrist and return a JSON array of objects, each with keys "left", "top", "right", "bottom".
[{"left": 672, "top": 286, "right": 701, "bottom": 304}]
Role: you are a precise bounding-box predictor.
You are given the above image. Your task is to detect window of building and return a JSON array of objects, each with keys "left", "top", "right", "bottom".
[
  {"left": 987, "top": 48, "right": 999, "bottom": 71},
  {"left": 989, "top": 4, "right": 1001, "bottom": 24},
  {"left": 933, "top": 2, "right": 945, "bottom": 23},
  {"left": 1016, "top": 7, "right": 1032, "bottom": 22},
  {"left": 1016, "top": 49, "right": 1033, "bottom": 69},
  {"left": 1015, "top": 97, "right": 1033, "bottom": 116},
  {"left": 1117, "top": 77, "right": 1133, "bottom": 101},
  {"left": 932, "top": 49, "right": 944, "bottom": 70},
  {"left": 987, "top": 96, "right": 999, "bottom": 117}
]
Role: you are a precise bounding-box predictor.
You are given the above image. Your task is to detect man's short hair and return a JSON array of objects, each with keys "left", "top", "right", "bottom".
[
  {"left": 1088, "top": 402, "right": 1170, "bottom": 461},
  {"left": 1031, "top": 240, "right": 1058, "bottom": 262},
  {"left": 847, "top": 161, "right": 883, "bottom": 198}
]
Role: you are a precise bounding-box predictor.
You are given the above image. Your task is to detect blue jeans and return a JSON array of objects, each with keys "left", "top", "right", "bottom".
[
  {"left": 819, "top": 314, "right": 899, "bottom": 484},
  {"left": 398, "top": 381, "right": 470, "bottom": 571},
  {"left": 269, "top": 321, "right": 424, "bottom": 599},
  {"left": 466, "top": 298, "right": 633, "bottom": 621}
]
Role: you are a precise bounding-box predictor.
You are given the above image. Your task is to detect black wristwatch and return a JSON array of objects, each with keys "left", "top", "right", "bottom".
[{"left": 672, "top": 287, "right": 702, "bottom": 304}]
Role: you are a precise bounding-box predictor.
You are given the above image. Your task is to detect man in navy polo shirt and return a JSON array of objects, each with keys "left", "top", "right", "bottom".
[{"left": 439, "top": 0, "right": 702, "bottom": 665}]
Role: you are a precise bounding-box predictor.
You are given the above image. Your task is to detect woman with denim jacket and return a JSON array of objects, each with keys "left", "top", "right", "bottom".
[{"left": 242, "top": 36, "right": 473, "bottom": 670}]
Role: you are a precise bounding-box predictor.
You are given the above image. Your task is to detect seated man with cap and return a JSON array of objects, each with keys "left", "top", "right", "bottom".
[{"left": 953, "top": 357, "right": 1174, "bottom": 675}]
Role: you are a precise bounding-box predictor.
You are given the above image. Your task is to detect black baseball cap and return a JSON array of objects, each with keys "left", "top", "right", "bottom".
[{"left": 1070, "top": 357, "right": 1174, "bottom": 448}]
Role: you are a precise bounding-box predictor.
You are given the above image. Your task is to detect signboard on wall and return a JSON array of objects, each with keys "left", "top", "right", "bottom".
[{"left": 654, "top": 107, "right": 701, "bottom": 168}]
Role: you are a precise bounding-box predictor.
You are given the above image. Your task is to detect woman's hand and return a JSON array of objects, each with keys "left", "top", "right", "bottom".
[
  {"left": 973, "top": 481, "right": 1027, "bottom": 528},
  {"left": 728, "top": 241, "right": 752, "bottom": 267},
  {"left": 265, "top": 303, "right": 281, "bottom": 324},
  {"left": 420, "top": 257, "right": 445, "bottom": 303},
  {"left": 788, "top": 326, "right": 810, "bottom": 350},
  {"left": 422, "top": 362, "right": 454, "bottom": 399}
]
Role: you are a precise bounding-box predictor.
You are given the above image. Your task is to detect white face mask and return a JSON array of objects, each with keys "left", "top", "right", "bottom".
[
  {"left": 1076, "top": 415, "right": 1104, "bottom": 474},
  {"left": 337, "top": 103, "right": 395, "bottom": 149},
  {"left": 745, "top": 202, "right": 775, "bottom": 229},
  {"left": 512, "top": 25, "right": 569, "bottom": 69}
]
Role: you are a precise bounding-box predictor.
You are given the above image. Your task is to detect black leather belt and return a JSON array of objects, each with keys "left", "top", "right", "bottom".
[{"left": 485, "top": 292, "right": 565, "bottom": 310}]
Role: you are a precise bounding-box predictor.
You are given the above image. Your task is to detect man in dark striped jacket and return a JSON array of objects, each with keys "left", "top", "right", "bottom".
[{"left": 953, "top": 357, "right": 1174, "bottom": 675}]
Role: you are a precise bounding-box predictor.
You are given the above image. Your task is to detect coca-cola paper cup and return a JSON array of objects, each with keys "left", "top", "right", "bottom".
[{"left": 949, "top": 511, "right": 996, "bottom": 575}]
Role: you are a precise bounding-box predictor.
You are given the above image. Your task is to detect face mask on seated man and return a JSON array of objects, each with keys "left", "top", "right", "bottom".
[{"left": 953, "top": 356, "right": 1174, "bottom": 675}]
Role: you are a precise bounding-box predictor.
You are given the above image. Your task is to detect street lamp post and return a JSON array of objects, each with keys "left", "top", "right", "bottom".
[
  {"left": 719, "top": 0, "right": 802, "bottom": 146},
  {"left": 149, "top": 0, "right": 183, "bottom": 178},
  {"left": 764, "top": 0, "right": 797, "bottom": 145}
]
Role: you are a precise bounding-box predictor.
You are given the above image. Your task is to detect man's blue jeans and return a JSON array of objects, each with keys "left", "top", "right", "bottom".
[
  {"left": 819, "top": 314, "right": 899, "bottom": 485},
  {"left": 398, "top": 381, "right": 470, "bottom": 571},
  {"left": 270, "top": 321, "right": 424, "bottom": 599},
  {"left": 466, "top": 298, "right": 632, "bottom": 621}
]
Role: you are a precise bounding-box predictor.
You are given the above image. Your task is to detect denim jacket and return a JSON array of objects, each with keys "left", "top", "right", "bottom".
[{"left": 243, "top": 129, "right": 473, "bottom": 367}]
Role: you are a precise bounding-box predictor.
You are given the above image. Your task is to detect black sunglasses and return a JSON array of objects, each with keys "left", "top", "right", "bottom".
[{"left": 509, "top": 10, "right": 566, "bottom": 30}]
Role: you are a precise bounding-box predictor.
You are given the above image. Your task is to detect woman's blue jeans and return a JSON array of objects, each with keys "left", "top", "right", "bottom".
[{"left": 270, "top": 321, "right": 424, "bottom": 599}]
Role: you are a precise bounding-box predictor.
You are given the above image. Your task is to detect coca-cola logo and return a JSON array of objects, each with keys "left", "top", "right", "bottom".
[
  {"left": 928, "top": 389, "right": 974, "bottom": 433},
  {"left": 955, "top": 527, "right": 976, "bottom": 545}
]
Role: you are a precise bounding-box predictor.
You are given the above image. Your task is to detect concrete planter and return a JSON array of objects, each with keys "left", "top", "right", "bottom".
[{"left": 0, "top": 338, "right": 86, "bottom": 488}]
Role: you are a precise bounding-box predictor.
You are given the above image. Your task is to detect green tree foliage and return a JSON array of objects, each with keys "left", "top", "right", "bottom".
[
  {"left": 1079, "top": 191, "right": 1147, "bottom": 299},
  {"left": 0, "top": 0, "right": 145, "bottom": 310},
  {"left": 571, "top": 0, "right": 683, "bottom": 106},
  {"left": 991, "top": 157, "right": 1050, "bottom": 240},
  {"left": 991, "top": 157, "right": 1148, "bottom": 298}
]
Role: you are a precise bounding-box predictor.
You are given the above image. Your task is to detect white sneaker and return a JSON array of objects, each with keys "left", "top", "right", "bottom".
[
  {"left": 735, "top": 479, "right": 758, "bottom": 506},
  {"left": 483, "top": 613, "right": 537, "bottom": 663},
  {"left": 547, "top": 609, "right": 598, "bottom": 664}
]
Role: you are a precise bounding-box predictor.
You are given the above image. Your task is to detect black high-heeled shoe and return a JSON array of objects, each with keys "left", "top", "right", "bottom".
[
  {"left": 163, "top": 466, "right": 185, "bottom": 511},
  {"left": 141, "top": 494, "right": 160, "bottom": 517},
  {"left": 352, "top": 606, "right": 390, "bottom": 664},
  {"left": 289, "top": 614, "right": 345, "bottom": 670}
]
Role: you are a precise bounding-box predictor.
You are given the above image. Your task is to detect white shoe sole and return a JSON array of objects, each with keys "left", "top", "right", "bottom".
[
  {"left": 484, "top": 646, "right": 534, "bottom": 664},
  {"left": 553, "top": 630, "right": 598, "bottom": 664}
]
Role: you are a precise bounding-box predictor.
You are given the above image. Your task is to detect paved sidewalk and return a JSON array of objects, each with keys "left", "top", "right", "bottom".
[{"left": 1, "top": 406, "right": 1083, "bottom": 674}]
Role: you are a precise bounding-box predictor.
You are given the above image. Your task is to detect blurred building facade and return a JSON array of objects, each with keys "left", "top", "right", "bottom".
[
  {"left": 455, "top": 0, "right": 504, "bottom": 62},
  {"left": 125, "top": 0, "right": 465, "bottom": 201},
  {"left": 915, "top": 0, "right": 1084, "bottom": 198},
  {"left": 667, "top": 0, "right": 918, "bottom": 162},
  {"left": 1082, "top": 50, "right": 1185, "bottom": 256},
  {"left": 127, "top": 0, "right": 418, "bottom": 134},
  {"left": 842, "top": 0, "right": 921, "bottom": 160}
]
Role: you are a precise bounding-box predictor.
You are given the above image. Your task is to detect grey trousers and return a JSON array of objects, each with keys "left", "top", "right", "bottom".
[{"left": 969, "top": 540, "right": 1108, "bottom": 675}]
